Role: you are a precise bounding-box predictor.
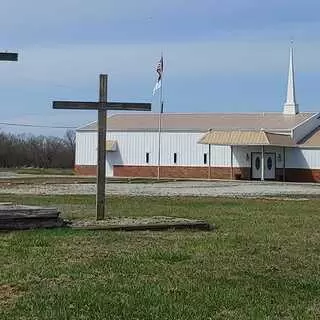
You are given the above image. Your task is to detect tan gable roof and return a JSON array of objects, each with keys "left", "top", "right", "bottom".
[
  {"left": 199, "top": 130, "right": 295, "bottom": 146},
  {"left": 298, "top": 127, "right": 320, "bottom": 147},
  {"left": 266, "top": 132, "right": 296, "bottom": 146},
  {"left": 77, "top": 112, "right": 316, "bottom": 132}
]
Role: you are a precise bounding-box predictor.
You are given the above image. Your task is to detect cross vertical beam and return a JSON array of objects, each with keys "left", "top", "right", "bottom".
[{"left": 96, "top": 74, "right": 108, "bottom": 220}]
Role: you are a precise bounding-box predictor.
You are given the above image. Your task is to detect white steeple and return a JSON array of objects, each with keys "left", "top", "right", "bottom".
[{"left": 283, "top": 42, "right": 299, "bottom": 115}]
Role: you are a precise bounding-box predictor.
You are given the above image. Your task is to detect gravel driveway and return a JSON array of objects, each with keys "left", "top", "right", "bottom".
[{"left": 0, "top": 181, "right": 319, "bottom": 198}]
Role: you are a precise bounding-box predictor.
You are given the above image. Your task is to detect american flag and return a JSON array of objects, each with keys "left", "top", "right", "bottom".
[
  {"left": 156, "top": 56, "right": 163, "bottom": 81},
  {"left": 153, "top": 56, "right": 164, "bottom": 96}
]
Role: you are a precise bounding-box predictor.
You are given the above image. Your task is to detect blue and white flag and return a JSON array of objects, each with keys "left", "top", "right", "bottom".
[{"left": 153, "top": 56, "right": 163, "bottom": 96}]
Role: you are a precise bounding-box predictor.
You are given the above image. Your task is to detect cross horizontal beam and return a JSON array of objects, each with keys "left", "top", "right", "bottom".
[
  {"left": 107, "top": 102, "right": 151, "bottom": 111},
  {"left": 53, "top": 101, "right": 102, "bottom": 110},
  {"left": 0, "top": 52, "right": 18, "bottom": 61},
  {"left": 53, "top": 101, "right": 151, "bottom": 111}
]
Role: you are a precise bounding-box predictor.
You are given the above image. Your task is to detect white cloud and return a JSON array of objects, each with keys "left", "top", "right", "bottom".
[{"left": 0, "top": 39, "right": 320, "bottom": 89}]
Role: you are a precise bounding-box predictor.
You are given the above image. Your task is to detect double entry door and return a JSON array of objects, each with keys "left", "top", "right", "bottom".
[{"left": 251, "top": 152, "right": 276, "bottom": 180}]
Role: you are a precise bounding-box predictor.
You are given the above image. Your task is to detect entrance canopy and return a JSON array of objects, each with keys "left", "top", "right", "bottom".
[
  {"left": 199, "top": 130, "right": 295, "bottom": 147},
  {"left": 106, "top": 140, "right": 117, "bottom": 152},
  {"left": 199, "top": 130, "right": 293, "bottom": 182}
]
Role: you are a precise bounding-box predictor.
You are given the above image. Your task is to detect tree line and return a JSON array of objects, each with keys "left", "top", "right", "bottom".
[{"left": 0, "top": 130, "right": 75, "bottom": 168}]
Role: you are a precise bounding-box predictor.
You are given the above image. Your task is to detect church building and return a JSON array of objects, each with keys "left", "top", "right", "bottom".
[{"left": 75, "top": 47, "right": 320, "bottom": 182}]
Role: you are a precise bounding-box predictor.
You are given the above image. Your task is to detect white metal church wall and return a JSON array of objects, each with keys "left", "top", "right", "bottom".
[
  {"left": 76, "top": 132, "right": 96, "bottom": 165},
  {"left": 76, "top": 131, "right": 320, "bottom": 177},
  {"left": 209, "top": 146, "right": 286, "bottom": 169},
  {"left": 232, "top": 146, "right": 320, "bottom": 169},
  {"left": 209, "top": 145, "right": 231, "bottom": 166},
  {"left": 285, "top": 148, "right": 320, "bottom": 169},
  {"left": 76, "top": 131, "right": 210, "bottom": 170},
  {"left": 232, "top": 146, "right": 285, "bottom": 168}
]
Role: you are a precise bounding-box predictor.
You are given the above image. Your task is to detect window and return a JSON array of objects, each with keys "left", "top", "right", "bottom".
[
  {"left": 146, "top": 152, "right": 150, "bottom": 164},
  {"left": 255, "top": 157, "right": 261, "bottom": 170},
  {"left": 267, "top": 157, "right": 273, "bottom": 170},
  {"left": 173, "top": 153, "right": 177, "bottom": 164},
  {"left": 204, "top": 153, "right": 208, "bottom": 165}
]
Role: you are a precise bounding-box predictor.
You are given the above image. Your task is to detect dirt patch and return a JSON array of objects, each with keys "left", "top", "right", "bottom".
[
  {"left": 70, "top": 216, "right": 213, "bottom": 231},
  {"left": 247, "top": 196, "right": 310, "bottom": 201},
  {"left": 71, "top": 216, "right": 199, "bottom": 227},
  {"left": 0, "top": 284, "right": 23, "bottom": 306}
]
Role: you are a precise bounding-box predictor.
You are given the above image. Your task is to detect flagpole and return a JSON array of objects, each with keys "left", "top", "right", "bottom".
[{"left": 157, "top": 54, "right": 163, "bottom": 180}]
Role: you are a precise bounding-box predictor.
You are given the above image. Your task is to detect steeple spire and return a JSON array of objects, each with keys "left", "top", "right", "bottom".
[{"left": 283, "top": 41, "right": 299, "bottom": 114}]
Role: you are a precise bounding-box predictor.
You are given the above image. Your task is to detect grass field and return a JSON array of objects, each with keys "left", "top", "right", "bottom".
[{"left": 1, "top": 195, "right": 320, "bottom": 319}]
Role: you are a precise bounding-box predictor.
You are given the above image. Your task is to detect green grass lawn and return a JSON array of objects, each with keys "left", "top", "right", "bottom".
[{"left": 1, "top": 195, "right": 320, "bottom": 319}]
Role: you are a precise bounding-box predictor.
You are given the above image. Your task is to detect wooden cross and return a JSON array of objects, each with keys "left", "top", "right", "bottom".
[{"left": 53, "top": 74, "right": 151, "bottom": 220}]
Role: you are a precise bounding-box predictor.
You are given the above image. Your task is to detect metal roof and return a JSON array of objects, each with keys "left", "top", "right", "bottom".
[
  {"left": 199, "top": 130, "right": 296, "bottom": 147},
  {"left": 298, "top": 127, "right": 320, "bottom": 147},
  {"left": 77, "top": 112, "right": 316, "bottom": 132}
]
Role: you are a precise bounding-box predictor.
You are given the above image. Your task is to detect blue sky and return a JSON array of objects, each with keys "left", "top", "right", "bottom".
[{"left": 0, "top": 0, "right": 320, "bottom": 135}]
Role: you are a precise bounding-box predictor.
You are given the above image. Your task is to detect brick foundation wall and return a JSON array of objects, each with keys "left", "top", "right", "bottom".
[
  {"left": 74, "top": 164, "right": 320, "bottom": 182},
  {"left": 284, "top": 169, "right": 320, "bottom": 183},
  {"left": 113, "top": 165, "right": 251, "bottom": 180},
  {"left": 74, "top": 165, "right": 96, "bottom": 176}
]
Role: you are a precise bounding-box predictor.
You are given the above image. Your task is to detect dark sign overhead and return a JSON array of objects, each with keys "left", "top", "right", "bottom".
[{"left": 0, "top": 52, "right": 18, "bottom": 61}]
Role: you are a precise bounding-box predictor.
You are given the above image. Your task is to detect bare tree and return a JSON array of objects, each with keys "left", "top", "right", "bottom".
[
  {"left": 0, "top": 130, "right": 76, "bottom": 169},
  {"left": 64, "top": 130, "right": 76, "bottom": 154}
]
